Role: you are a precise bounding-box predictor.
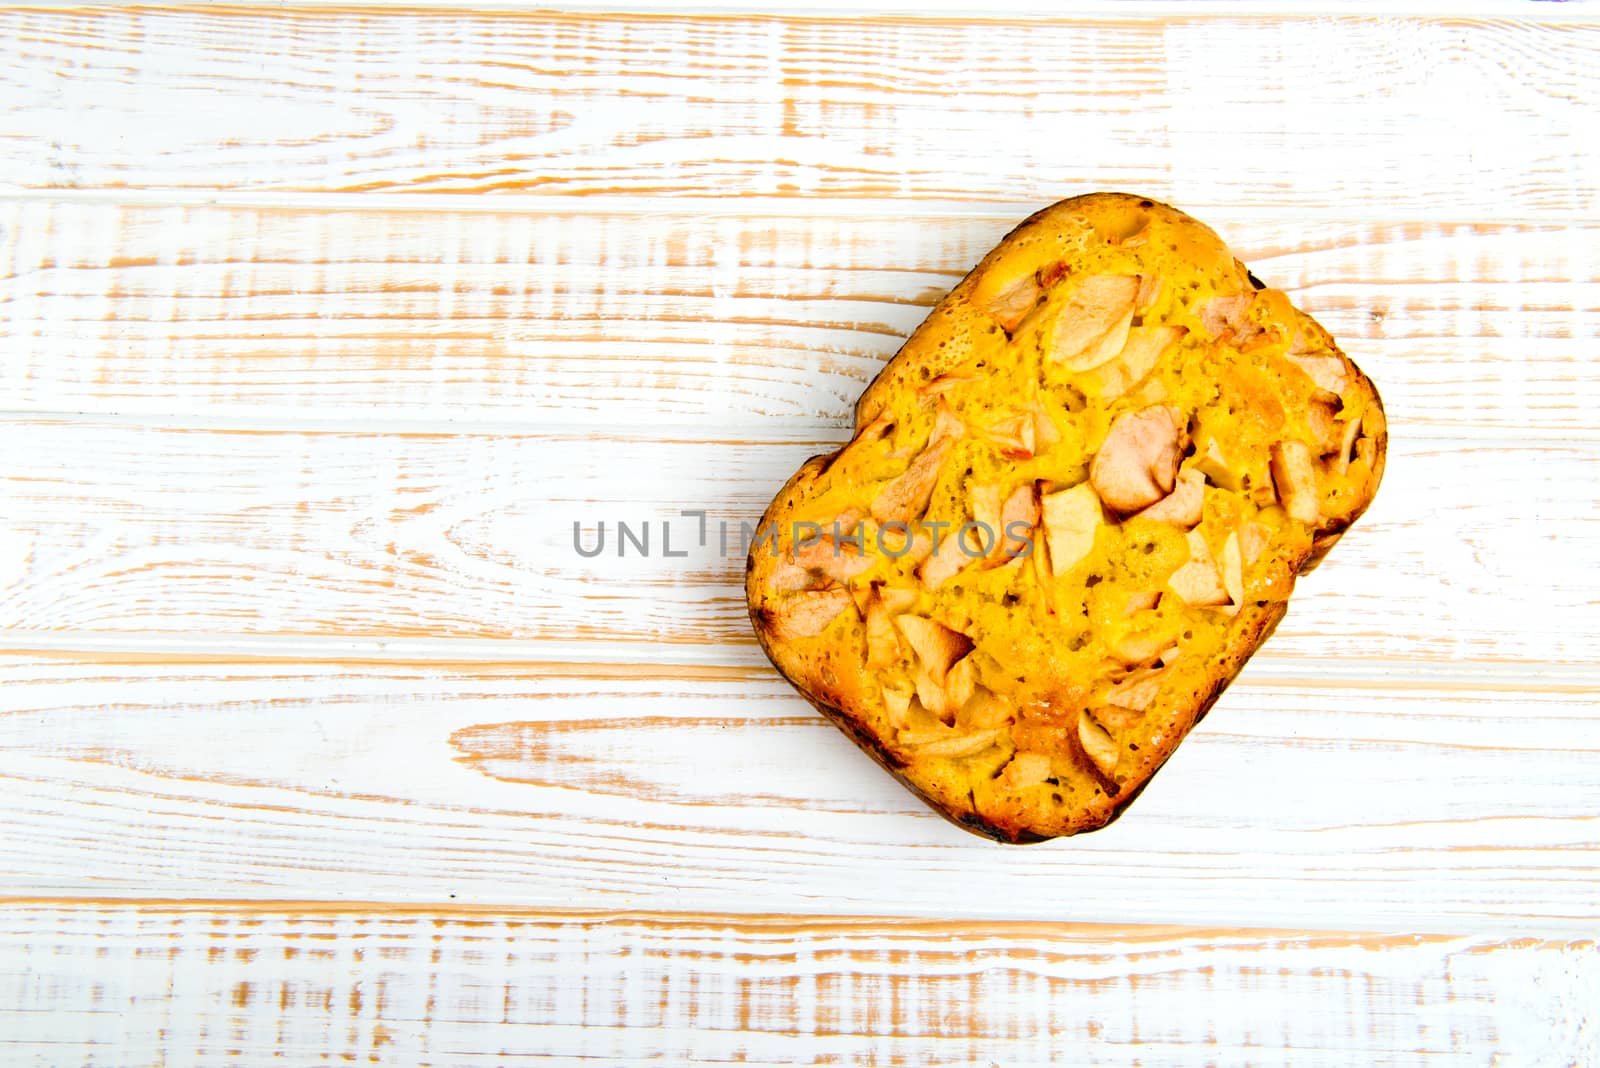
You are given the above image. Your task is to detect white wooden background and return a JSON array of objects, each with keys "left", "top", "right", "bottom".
[{"left": 2, "top": 6, "right": 1598, "bottom": 1065}]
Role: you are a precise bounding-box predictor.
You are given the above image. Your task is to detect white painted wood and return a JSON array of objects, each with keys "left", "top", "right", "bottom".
[
  {"left": 0, "top": 421, "right": 1594, "bottom": 668},
  {"left": 3, "top": 201, "right": 1595, "bottom": 436},
  {"left": 8, "top": 0, "right": 1591, "bottom": 12},
  {"left": 0, "top": 656, "right": 1597, "bottom": 932},
  {"left": 2, "top": 4, "right": 1598, "bottom": 1061},
  {"left": 3, "top": 904, "right": 1594, "bottom": 1067},
  {"left": 0, "top": 12, "right": 1595, "bottom": 217}
]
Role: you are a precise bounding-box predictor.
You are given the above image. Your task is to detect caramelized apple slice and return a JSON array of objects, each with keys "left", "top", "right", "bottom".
[
  {"left": 1271, "top": 439, "right": 1321, "bottom": 524},
  {"left": 1040, "top": 483, "right": 1103, "bottom": 576},
  {"left": 1030, "top": 397, "right": 1063, "bottom": 452},
  {"left": 1137, "top": 467, "right": 1205, "bottom": 528},
  {"left": 1306, "top": 400, "right": 1344, "bottom": 457},
  {"left": 1219, "top": 531, "right": 1244, "bottom": 611},
  {"left": 882, "top": 687, "right": 912, "bottom": 729},
  {"left": 986, "top": 274, "right": 1042, "bottom": 334},
  {"left": 1077, "top": 710, "right": 1120, "bottom": 776},
  {"left": 977, "top": 411, "right": 1036, "bottom": 458},
  {"left": 894, "top": 616, "right": 974, "bottom": 684},
  {"left": 767, "top": 585, "right": 854, "bottom": 641},
  {"left": 1200, "top": 293, "right": 1257, "bottom": 342},
  {"left": 1167, "top": 530, "right": 1229, "bottom": 607},
  {"left": 943, "top": 656, "right": 978, "bottom": 711},
  {"left": 1135, "top": 273, "right": 1162, "bottom": 312},
  {"left": 1106, "top": 664, "right": 1170, "bottom": 712},
  {"left": 1082, "top": 324, "right": 1185, "bottom": 400},
  {"left": 1123, "top": 591, "right": 1160, "bottom": 617},
  {"left": 864, "top": 587, "right": 903, "bottom": 670},
  {"left": 1286, "top": 353, "right": 1350, "bottom": 397},
  {"left": 1333, "top": 412, "right": 1365, "bottom": 475},
  {"left": 901, "top": 727, "right": 1001, "bottom": 759},
  {"left": 919, "top": 371, "right": 979, "bottom": 400},
  {"left": 1110, "top": 628, "right": 1171, "bottom": 666},
  {"left": 1048, "top": 275, "right": 1140, "bottom": 371},
  {"left": 1090, "top": 406, "right": 1186, "bottom": 513},
  {"left": 792, "top": 535, "right": 873, "bottom": 582},
  {"left": 870, "top": 400, "right": 966, "bottom": 524},
  {"left": 1240, "top": 521, "right": 1272, "bottom": 566},
  {"left": 997, "top": 751, "right": 1054, "bottom": 791},
  {"left": 997, "top": 483, "right": 1039, "bottom": 561},
  {"left": 917, "top": 536, "right": 969, "bottom": 590}
]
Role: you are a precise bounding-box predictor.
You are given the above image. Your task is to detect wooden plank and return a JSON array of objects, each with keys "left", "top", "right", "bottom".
[
  {"left": 0, "top": 903, "right": 1594, "bottom": 1065},
  {"left": 3, "top": 201, "right": 1596, "bottom": 436},
  {"left": 1, "top": 656, "right": 1597, "bottom": 930},
  {"left": 0, "top": 419, "right": 1595, "bottom": 667},
  {"left": 0, "top": 11, "right": 1595, "bottom": 216},
  {"left": 5, "top": 0, "right": 1572, "bottom": 12}
]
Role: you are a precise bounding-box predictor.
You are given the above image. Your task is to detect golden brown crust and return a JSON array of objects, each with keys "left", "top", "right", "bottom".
[{"left": 746, "top": 193, "right": 1386, "bottom": 842}]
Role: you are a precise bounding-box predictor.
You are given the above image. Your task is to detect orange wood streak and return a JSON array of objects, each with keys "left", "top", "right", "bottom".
[
  {"left": 0, "top": 12, "right": 1594, "bottom": 212},
  {"left": 450, "top": 715, "right": 856, "bottom": 808},
  {"left": 0, "top": 9, "right": 1596, "bottom": 1058},
  {"left": 0, "top": 423, "right": 1595, "bottom": 666},
  {"left": 2, "top": 652, "right": 1597, "bottom": 911},
  {"left": 0, "top": 897, "right": 1504, "bottom": 940},
  {"left": 3, "top": 202, "right": 1597, "bottom": 436},
  {"left": 0, "top": 901, "right": 1594, "bottom": 1061},
  {"left": 0, "top": 649, "right": 775, "bottom": 679}
]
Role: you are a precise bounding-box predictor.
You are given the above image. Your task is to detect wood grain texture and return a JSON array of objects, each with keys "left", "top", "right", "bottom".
[
  {"left": 3, "top": 5, "right": 1599, "bottom": 1059},
  {"left": 1, "top": 655, "right": 1597, "bottom": 930},
  {"left": 3, "top": 200, "right": 1596, "bottom": 436},
  {"left": 0, "top": 903, "right": 1595, "bottom": 1066},
  {"left": 0, "top": 11, "right": 1596, "bottom": 216},
  {"left": 0, "top": 420, "right": 1595, "bottom": 667}
]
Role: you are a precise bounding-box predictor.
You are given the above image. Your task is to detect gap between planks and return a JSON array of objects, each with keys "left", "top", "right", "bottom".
[
  {"left": 1, "top": 900, "right": 1591, "bottom": 1066},
  {"left": 5, "top": 200, "right": 1594, "bottom": 437},
  {"left": 0, "top": 12, "right": 1595, "bottom": 215},
  {"left": 1, "top": 412, "right": 1591, "bottom": 447},
  {"left": 0, "top": 895, "right": 1594, "bottom": 951},
  {"left": 0, "top": 425, "right": 1592, "bottom": 664},
  {"left": 3, "top": 638, "right": 1600, "bottom": 691},
  {"left": 7, "top": 188, "right": 1600, "bottom": 226},
  {"left": 0, "top": 896, "right": 1554, "bottom": 942},
  {"left": 3, "top": 647, "right": 1597, "bottom": 934},
  {"left": 1, "top": 1, "right": 1592, "bottom": 15}
]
